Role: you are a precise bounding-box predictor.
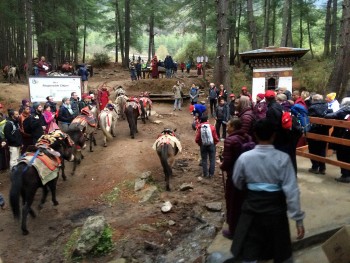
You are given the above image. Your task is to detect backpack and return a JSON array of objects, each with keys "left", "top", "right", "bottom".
[
  {"left": 291, "top": 104, "right": 310, "bottom": 133},
  {"left": 281, "top": 111, "right": 293, "bottom": 130},
  {"left": 200, "top": 124, "right": 214, "bottom": 146}
]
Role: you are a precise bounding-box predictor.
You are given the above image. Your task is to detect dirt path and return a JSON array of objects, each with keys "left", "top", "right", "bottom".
[{"left": 0, "top": 72, "right": 225, "bottom": 263}]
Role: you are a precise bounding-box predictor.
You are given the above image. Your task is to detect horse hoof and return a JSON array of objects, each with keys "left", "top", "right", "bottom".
[
  {"left": 104, "top": 144, "right": 107, "bottom": 147},
  {"left": 166, "top": 187, "right": 171, "bottom": 191},
  {"left": 22, "top": 230, "right": 29, "bottom": 235},
  {"left": 131, "top": 136, "right": 135, "bottom": 139},
  {"left": 90, "top": 150, "right": 94, "bottom": 152},
  {"left": 53, "top": 201, "right": 59, "bottom": 206}
]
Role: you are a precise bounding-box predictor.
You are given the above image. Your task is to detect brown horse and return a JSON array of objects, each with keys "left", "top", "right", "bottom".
[
  {"left": 139, "top": 95, "right": 152, "bottom": 124},
  {"left": 125, "top": 101, "right": 140, "bottom": 139},
  {"left": 153, "top": 129, "right": 181, "bottom": 191}
]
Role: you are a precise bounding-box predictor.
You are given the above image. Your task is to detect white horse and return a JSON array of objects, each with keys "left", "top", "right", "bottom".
[
  {"left": 99, "top": 104, "right": 118, "bottom": 147},
  {"left": 115, "top": 94, "right": 128, "bottom": 120},
  {"left": 8, "top": 66, "right": 18, "bottom": 83}
]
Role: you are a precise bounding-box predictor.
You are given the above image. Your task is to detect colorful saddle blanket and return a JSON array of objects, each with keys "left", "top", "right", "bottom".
[
  {"left": 152, "top": 134, "right": 182, "bottom": 152},
  {"left": 72, "top": 114, "right": 97, "bottom": 128},
  {"left": 126, "top": 101, "right": 142, "bottom": 115},
  {"left": 19, "top": 152, "right": 61, "bottom": 185}
]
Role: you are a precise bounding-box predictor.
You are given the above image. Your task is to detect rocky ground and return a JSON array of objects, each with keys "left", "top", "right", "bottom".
[{"left": 0, "top": 66, "right": 228, "bottom": 263}]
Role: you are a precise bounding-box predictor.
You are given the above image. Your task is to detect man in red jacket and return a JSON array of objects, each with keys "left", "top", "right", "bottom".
[
  {"left": 195, "top": 116, "right": 219, "bottom": 178},
  {"left": 292, "top": 90, "right": 307, "bottom": 109}
]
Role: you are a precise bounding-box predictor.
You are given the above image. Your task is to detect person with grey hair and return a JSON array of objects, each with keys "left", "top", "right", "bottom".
[
  {"left": 307, "top": 94, "right": 332, "bottom": 174},
  {"left": 57, "top": 97, "right": 75, "bottom": 132},
  {"left": 325, "top": 97, "right": 350, "bottom": 183}
]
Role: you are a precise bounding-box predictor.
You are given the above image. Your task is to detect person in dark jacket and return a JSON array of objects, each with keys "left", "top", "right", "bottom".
[
  {"left": 217, "top": 84, "right": 228, "bottom": 101},
  {"left": 189, "top": 84, "right": 200, "bottom": 105},
  {"left": 58, "top": 97, "right": 75, "bottom": 132},
  {"left": 208, "top": 83, "right": 218, "bottom": 117},
  {"left": 70, "top": 92, "right": 80, "bottom": 117},
  {"left": 265, "top": 90, "right": 298, "bottom": 173},
  {"left": 220, "top": 118, "right": 253, "bottom": 239},
  {"left": 19, "top": 99, "right": 33, "bottom": 114},
  {"left": 253, "top": 93, "right": 267, "bottom": 120},
  {"left": 136, "top": 61, "right": 142, "bottom": 80},
  {"left": 237, "top": 96, "right": 255, "bottom": 137},
  {"left": 325, "top": 97, "right": 350, "bottom": 183},
  {"left": 27, "top": 102, "right": 46, "bottom": 144},
  {"left": 78, "top": 64, "right": 89, "bottom": 93},
  {"left": 4, "top": 109, "right": 22, "bottom": 169},
  {"left": 307, "top": 94, "right": 332, "bottom": 174},
  {"left": 164, "top": 55, "right": 174, "bottom": 79},
  {"left": 228, "top": 94, "right": 236, "bottom": 118},
  {"left": 215, "top": 98, "right": 230, "bottom": 140}
]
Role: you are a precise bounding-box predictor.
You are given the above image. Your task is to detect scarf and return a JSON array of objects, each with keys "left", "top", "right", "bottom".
[{"left": 63, "top": 103, "right": 74, "bottom": 115}]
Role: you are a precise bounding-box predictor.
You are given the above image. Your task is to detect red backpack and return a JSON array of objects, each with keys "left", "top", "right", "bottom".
[{"left": 281, "top": 111, "right": 292, "bottom": 130}]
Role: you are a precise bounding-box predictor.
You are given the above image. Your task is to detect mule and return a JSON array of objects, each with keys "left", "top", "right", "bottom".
[
  {"left": 153, "top": 129, "right": 181, "bottom": 191},
  {"left": 125, "top": 101, "right": 140, "bottom": 139},
  {"left": 65, "top": 127, "right": 87, "bottom": 176},
  {"left": 99, "top": 104, "right": 118, "bottom": 147},
  {"left": 115, "top": 94, "right": 128, "bottom": 120},
  {"left": 9, "top": 135, "right": 75, "bottom": 235},
  {"left": 139, "top": 96, "right": 152, "bottom": 124}
]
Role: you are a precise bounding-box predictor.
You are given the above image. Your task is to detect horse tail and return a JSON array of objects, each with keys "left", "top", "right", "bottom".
[
  {"left": 159, "top": 143, "right": 172, "bottom": 191},
  {"left": 9, "top": 164, "right": 25, "bottom": 219},
  {"left": 100, "top": 112, "right": 113, "bottom": 141}
]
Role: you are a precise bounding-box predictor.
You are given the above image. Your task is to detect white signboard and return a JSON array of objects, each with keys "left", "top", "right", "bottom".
[{"left": 29, "top": 76, "right": 82, "bottom": 102}]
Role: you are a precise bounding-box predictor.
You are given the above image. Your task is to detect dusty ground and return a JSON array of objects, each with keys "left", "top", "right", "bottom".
[{"left": 0, "top": 66, "right": 226, "bottom": 263}]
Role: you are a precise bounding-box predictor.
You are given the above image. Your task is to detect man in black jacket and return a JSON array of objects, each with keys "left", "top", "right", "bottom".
[
  {"left": 28, "top": 102, "right": 46, "bottom": 144},
  {"left": 4, "top": 109, "right": 22, "bottom": 169}
]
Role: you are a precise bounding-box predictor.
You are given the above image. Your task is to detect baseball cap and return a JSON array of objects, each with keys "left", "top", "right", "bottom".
[
  {"left": 241, "top": 86, "right": 247, "bottom": 90},
  {"left": 265, "top": 90, "right": 276, "bottom": 99},
  {"left": 229, "top": 94, "right": 235, "bottom": 97}
]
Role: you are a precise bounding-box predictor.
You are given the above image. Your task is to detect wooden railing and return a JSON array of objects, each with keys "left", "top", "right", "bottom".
[{"left": 296, "top": 117, "right": 350, "bottom": 170}]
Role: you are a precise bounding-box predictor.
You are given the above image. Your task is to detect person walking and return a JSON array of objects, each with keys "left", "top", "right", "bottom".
[
  {"left": 27, "top": 102, "right": 46, "bottom": 144},
  {"left": 78, "top": 64, "right": 89, "bottom": 93},
  {"left": 70, "top": 92, "right": 80, "bottom": 117},
  {"left": 4, "top": 109, "right": 22, "bottom": 170},
  {"left": 37, "top": 56, "right": 49, "bottom": 76},
  {"left": 186, "top": 61, "right": 191, "bottom": 74},
  {"left": 253, "top": 93, "right": 267, "bottom": 120},
  {"left": 230, "top": 119, "right": 305, "bottom": 263},
  {"left": 195, "top": 116, "right": 219, "bottom": 178},
  {"left": 217, "top": 84, "right": 228, "bottom": 101},
  {"left": 172, "top": 81, "right": 183, "bottom": 111},
  {"left": 215, "top": 98, "right": 230, "bottom": 140},
  {"left": 18, "top": 105, "right": 32, "bottom": 154},
  {"left": 220, "top": 118, "right": 253, "bottom": 239},
  {"left": 237, "top": 96, "right": 255, "bottom": 137}
]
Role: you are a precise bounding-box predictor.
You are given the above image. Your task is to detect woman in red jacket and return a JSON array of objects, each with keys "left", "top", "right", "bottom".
[{"left": 98, "top": 85, "right": 110, "bottom": 111}]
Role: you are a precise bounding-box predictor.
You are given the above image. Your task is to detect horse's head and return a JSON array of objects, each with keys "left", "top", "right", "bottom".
[
  {"left": 66, "top": 127, "right": 87, "bottom": 151},
  {"left": 161, "top": 128, "right": 177, "bottom": 137},
  {"left": 50, "top": 137, "right": 75, "bottom": 162}
]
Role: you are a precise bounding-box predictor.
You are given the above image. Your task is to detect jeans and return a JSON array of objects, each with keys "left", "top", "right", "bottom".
[
  {"left": 200, "top": 144, "right": 216, "bottom": 176},
  {"left": 166, "top": 68, "right": 172, "bottom": 78},
  {"left": 215, "top": 119, "right": 227, "bottom": 139},
  {"left": 9, "top": 146, "right": 20, "bottom": 170},
  {"left": 130, "top": 69, "right": 137, "bottom": 80},
  {"left": 174, "top": 98, "right": 182, "bottom": 110}
]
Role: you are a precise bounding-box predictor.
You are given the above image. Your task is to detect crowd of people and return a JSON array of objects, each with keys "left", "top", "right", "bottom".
[
  {"left": 128, "top": 55, "right": 205, "bottom": 81},
  {"left": 190, "top": 82, "right": 350, "bottom": 262}
]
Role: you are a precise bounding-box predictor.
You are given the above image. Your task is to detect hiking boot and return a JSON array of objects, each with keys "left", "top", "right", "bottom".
[
  {"left": 308, "top": 168, "right": 319, "bottom": 174},
  {"left": 335, "top": 176, "right": 350, "bottom": 183},
  {"left": 319, "top": 170, "right": 326, "bottom": 175},
  {"left": 222, "top": 229, "right": 234, "bottom": 240}
]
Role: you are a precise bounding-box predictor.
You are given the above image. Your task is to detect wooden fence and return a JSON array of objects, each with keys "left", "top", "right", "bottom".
[{"left": 296, "top": 117, "right": 350, "bottom": 170}]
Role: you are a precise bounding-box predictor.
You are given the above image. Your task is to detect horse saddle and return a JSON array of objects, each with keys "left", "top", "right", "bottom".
[{"left": 72, "top": 115, "right": 96, "bottom": 128}]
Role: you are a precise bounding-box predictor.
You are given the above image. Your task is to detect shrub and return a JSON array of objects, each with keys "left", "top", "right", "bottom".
[{"left": 91, "top": 53, "right": 110, "bottom": 67}]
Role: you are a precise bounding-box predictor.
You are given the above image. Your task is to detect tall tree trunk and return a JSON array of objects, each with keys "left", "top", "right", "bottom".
[
  {"left": 115, "top": 4, "right": 118, "bottom": 63},
  {"left": 299, "top": 0, "right": 303, "bottom": 48},
  {"left": 214, "top": 0, "right": 230, "bottom": 88},
  {"left": 280, "top": 0, "right": 293, "bottom": 47},
  {"left": 116, "top": 0, "right": 125, "bottom": 65},
  {"left": 263, "top": 0, "right": 270, "bottom": 47},
  {"left": 307, "top": 19, "right": 314, "bottom": 58},
  {"left": 229, "top": 0, "right": 237, "bottom": 65},
  {"left": 330, "top": 0, "right": 338, "bottom": 56},
  {"left": 148, "top": 7, "right": 155, "bottom": 62},
  {"left": 235, "top": 1, "right": 242, "bottom": 67},
  {"left": 271, "top": 0, "right": 277, "bottom": 45},
  {"left": 324, "top": 0, "right": 332, "bottom": 57},
  {"left": 82, "top": 10, "right": 87, "bottom": 63},
  {"left": 199, "top": 0, "right": 207, "bottom": 79},
  {"left": 327, "top": 0, "right": 350, "bottom": 97},
  {"left": 26, "top": 0, "right": 33, "bottom": 78},
  {"left": 124, "top": 0, "right": 130, "bottom": 68},
  {"left": 247, "top": 0, "right": 258, "bottom": 49}
]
